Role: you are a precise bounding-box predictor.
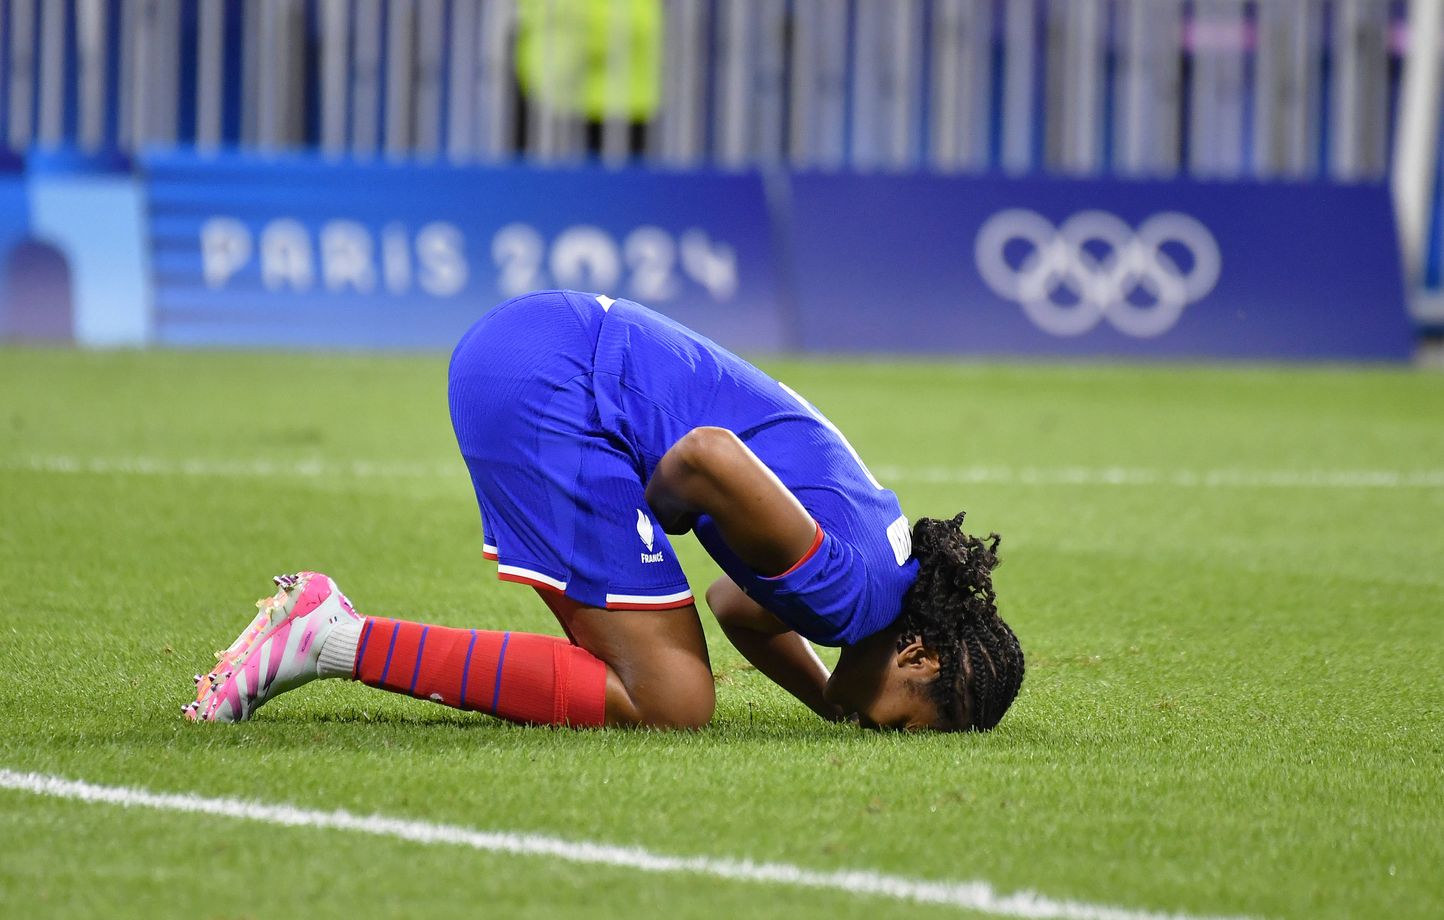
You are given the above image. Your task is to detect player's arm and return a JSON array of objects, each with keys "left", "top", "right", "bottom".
[
  {"left": 645, "top": 426, "right": 817, "bottom": 576},
  {"left": 646, "top": 427, "right": 845, "bottom": 721},
  {"left": 705, "top": 576, "right": 845, "bottom": 721}
]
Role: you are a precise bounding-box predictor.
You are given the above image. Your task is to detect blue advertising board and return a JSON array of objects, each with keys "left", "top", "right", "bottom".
[
  {"left": 785, "top": 173, "right": 1414, "bottom": 360},
  {"left": 0, "top": 159, "right": 30, "bottom": 254},
  {"left": 141, "top": 153, "right": 1415, "bottom": 360},
  {"left": 0, "top": 154, "right": 42, "bottom": 340},
  {"left": 144, "top": 153, "right": 784, "bottom": 351}
]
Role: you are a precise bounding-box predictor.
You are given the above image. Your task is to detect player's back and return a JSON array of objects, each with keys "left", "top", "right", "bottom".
[{"left": 588, "top": 292, "right": 917, "bottom": 645}]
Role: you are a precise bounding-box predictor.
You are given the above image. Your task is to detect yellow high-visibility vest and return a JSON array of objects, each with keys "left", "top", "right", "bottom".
[{"left": 515, "top": 0, "right": 662, "bottom": 122}]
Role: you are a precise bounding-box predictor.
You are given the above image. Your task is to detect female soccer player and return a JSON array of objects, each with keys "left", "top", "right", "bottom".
[{"left": 187, "top": 290, "right": 1023, "bottom": 732}]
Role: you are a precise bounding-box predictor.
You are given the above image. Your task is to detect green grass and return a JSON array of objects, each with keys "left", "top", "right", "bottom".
[{"left": 1, "top": 347, "right": 1441, "bottom": 919}]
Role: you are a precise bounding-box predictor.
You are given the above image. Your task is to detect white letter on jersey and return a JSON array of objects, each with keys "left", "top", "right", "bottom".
[{"left": 886, "top": 515, "right": 912, "bottom": 566}]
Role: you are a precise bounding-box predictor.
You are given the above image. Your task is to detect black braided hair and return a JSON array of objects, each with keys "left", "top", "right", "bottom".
[{"left": 895, "top": 512, "right": 1024, "bottom": 731}]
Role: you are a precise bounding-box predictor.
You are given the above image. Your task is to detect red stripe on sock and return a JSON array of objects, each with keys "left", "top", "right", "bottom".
[
  {"left": 495, "top": 633, "right": 559, "bottom": 721},
  {"left": 387, "top": 625, "right": 425, "bottom": 688},
  {"left": 460, "top": 630, "right": 502, "bottom": 712},
  {"left": 354, "top": 619, "right": 606, "bottom": 727},
  {"left": 416, "top": 625, "right": 465, "bottom": 707},
  {"left": 355, "top": 618, "right": 397, "bottom": 683}
]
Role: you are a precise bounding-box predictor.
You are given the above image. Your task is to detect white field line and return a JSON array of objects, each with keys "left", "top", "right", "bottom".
[
  {"left": 6, "top": 454, "right": 459, "bottom": 480},
  {"left": 6, "top": 452, "right": 1444, "bottom": 490},
  {"left": 0, "top": 769, "right": 1250, "bottom": 920},
  {"left": 873, "top": 465, "right": 1444, "bottom": 490}
]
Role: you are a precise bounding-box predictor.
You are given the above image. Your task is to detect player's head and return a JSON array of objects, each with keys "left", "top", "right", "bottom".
[
  {"left": 825, "top": 512, "right": 1023, "bottom": 732},
  {"left": 895, "top": 513, "right": 1023, "bottom": 731}
]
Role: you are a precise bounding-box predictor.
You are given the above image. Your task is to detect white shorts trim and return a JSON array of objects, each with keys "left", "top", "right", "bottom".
[
  {"left": 496, "top": 564, "right": 567, "bottom": 592},
  {"left": 605, "top": 589, "right": 694, "bottom": 607}
]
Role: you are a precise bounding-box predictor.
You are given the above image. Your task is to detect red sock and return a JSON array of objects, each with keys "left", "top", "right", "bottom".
[{"left": 353, "top": 618, "right": 607, "bottom": 727}]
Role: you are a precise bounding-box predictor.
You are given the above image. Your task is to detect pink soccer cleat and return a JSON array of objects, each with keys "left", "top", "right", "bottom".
[{"left": 185, "top": 572, "right": 361, "bottom": 723}]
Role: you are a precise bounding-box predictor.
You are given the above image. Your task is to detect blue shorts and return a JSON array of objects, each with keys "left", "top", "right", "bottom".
[{"left": 447, "top": 291, "right": 694, "bottom": 611}]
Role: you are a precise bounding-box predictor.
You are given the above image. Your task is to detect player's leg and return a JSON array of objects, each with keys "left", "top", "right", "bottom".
[
  {"left": 187, "top": 572, "right": 712, "bottom": 728},
  {"left": 337, "top": 614, "right": 608, "bottom": 727},
  {"left": 534, "top": 589, "right": 714, "bottom": 728},
  {"left": 645, "top": 427, "right": 845, "bottom": 718},
  {"left": 329, "top": 585, "right": 712, "bottom": 728},
  {"left": 188, "top": 572, "right": 662, "bottom": 727},
  {"left": 322, "top": 589, "right": 711, "bottom": 729}
]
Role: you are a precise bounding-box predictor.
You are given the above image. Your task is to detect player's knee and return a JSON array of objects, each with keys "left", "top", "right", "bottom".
[
  {"left": 650, "top": 697, "right": 715, "bottom": 730},
  {"left": 705, "top": 581, "right": 740, "bottom": 627},
  {"left": 633, "top": 673, "right": 715, "bottom": 729},
  {"left": 706, "top": 578, "right": 784, "bottom": 635}
]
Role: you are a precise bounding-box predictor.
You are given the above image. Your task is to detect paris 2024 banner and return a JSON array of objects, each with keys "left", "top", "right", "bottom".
[{"left": 141, "top": 152, "right": 1414, "bottom": 361}]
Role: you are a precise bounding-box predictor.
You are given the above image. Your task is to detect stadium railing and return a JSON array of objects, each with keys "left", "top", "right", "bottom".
[{"left": 0, "top": 0, "right": 1440, "bottom": 336}]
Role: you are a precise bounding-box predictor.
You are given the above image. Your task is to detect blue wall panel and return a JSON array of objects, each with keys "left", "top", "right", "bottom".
[
  {"left": 144, "top": 153, "right": 785, "bottom": 351},
  {"left": 132, "top": 154, "right": 1417, "bottom": 361},
  {"left": 787, "top": 172, "right": 1413, "bottom": 360}
]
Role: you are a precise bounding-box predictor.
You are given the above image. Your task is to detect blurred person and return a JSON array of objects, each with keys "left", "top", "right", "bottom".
[
  {"left": 513, "top": 0, "right": 661, "bottom": 156},
  {"left": 187, "top": 291, "right": 1023, "bottom": 733}
]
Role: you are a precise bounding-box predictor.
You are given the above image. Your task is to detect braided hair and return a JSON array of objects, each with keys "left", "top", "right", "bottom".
[{"left": 895, "top": 512, "right": 1024, "bottom": 731}]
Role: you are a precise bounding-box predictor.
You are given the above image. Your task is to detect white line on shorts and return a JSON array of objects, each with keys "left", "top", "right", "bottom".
[
  {"left": 0, "top": 769, "right": 1250, "bottom": 920},
  {"left": 6, "top": 453, "right": 1444, "bottom": 490}
]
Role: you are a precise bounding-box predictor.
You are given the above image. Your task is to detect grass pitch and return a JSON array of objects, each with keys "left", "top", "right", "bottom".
[{"left": 0, "top": 347, "right": 1440, "bottom": 919}]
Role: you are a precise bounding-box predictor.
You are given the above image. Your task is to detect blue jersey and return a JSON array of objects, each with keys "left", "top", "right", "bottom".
[{"left": 449, "top": 290, "right": 917, "bottom": 646}]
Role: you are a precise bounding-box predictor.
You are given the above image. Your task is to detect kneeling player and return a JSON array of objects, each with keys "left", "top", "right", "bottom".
[{"left": 186, "top": 290, "right": 1023, "bottom": 732}]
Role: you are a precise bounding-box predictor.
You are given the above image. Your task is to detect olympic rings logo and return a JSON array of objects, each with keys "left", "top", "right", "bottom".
[{"left": 974, "top": 209, "right": 1222, "bottom": 338}]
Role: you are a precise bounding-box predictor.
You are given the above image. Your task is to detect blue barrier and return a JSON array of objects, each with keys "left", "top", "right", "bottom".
[
  {"left": 141, "top": 154, "right": 1413, "bottom": 361},
  {"left": 0, "top": 157, "right": 39, "bottom": 339},
  {"left": 0, "top": 152, "right": 1420, "bottom": 360},
  {"left": 787, "top": 173, "right": 1414, "bottom": 361},
  {"left": 145, "top": 153, "right": 784, "bottom": 351},
  {"left": 0, "top": 151, "right": 149, "bottom": 347}
]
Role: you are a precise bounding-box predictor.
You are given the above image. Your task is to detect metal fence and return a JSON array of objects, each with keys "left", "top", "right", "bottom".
[
  {"left": 5, "top": 0, "right": 1418, "bottom": 173},
  {"left": 3, "top": 0, "right": 1443, "bottom": 298}
]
